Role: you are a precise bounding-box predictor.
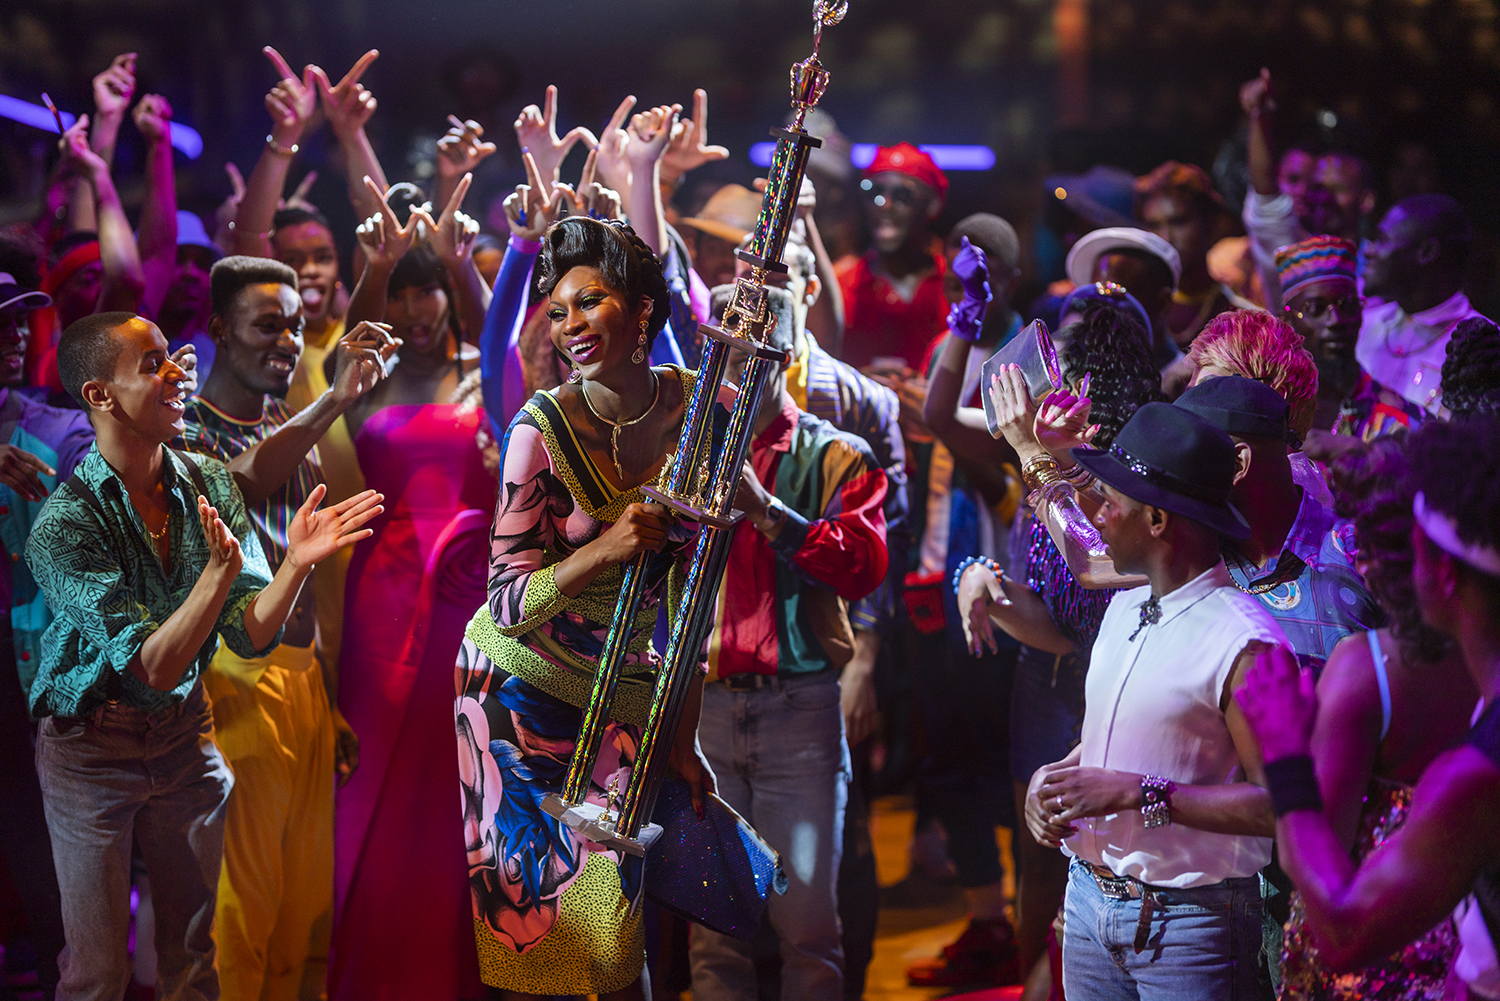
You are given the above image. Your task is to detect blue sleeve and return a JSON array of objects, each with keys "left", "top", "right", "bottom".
[{"left": 480, "top": 242, "right": 538, "bottom": 439}]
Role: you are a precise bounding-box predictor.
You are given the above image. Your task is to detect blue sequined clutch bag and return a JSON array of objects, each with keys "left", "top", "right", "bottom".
[{"left": 645, "top": 779, "right": 788, "bottom": 939}]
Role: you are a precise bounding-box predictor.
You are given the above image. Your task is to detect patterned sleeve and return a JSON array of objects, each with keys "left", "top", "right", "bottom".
[
  {"left": 770, "top": 435, "right": 889, "bottom": 603},
  {"left": 196, "top": 457, "right": 280, "bottom": 659},
  {"left": 486, "top": 416, "right": 571, "bottom": 637},
  {"left": 26, "top": 501, "right": 159, "bottom": 689}
]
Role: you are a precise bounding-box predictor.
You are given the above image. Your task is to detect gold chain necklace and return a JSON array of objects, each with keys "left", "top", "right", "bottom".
[{"left": 579, "top": 370, "right": 660, "bottom": 483}]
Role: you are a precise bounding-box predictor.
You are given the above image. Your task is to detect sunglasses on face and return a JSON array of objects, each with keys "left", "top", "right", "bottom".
[
  {"left": 859, "top": 178, "right": 917, "bottom": 207},
  {"left": 1287, "top": 291, "right": 1362, "bottom": 321}
]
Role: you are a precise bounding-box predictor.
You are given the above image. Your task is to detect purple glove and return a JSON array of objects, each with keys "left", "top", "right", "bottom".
[{"left": 947, "top": 235, "right": 992, "bottom": 342}]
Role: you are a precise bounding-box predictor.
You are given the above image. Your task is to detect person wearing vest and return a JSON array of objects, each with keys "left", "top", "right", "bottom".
[
  {"left": 1239, "top": 416, "right": 1500, "bottom": 999},
  {"left": 1024, "top": 402, "right": 1293, "bottom": 999}
]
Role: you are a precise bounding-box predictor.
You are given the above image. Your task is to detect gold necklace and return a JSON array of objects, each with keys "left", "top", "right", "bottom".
[{"left": 579, "top": 370, "right": 660, "bottom": 483}]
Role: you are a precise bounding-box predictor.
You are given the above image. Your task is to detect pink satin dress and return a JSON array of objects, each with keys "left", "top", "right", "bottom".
[{"left": 330, "top": 404, "right": 496, "bottom": 1001}]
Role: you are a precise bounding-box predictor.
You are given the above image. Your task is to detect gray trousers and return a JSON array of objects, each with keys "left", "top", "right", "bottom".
[{"left": 35, "top": 682, "right": 232, "bottom": 1001}]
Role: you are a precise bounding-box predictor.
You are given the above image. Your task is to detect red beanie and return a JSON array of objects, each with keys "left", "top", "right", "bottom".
[{"left": 866, "top": 143, "right": 948, "bottom": 202}]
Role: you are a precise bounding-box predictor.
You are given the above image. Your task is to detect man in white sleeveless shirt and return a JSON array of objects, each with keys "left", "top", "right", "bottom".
[{"left": 1024, "top": 402, "right": 1292, "bottom": 999}]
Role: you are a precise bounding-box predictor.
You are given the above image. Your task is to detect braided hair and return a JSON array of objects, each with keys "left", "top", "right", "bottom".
[
  {"left": 536, "top": 217, "right": 671, "bottom": 343},
  {"left": 1440, "top": 316, "right": 1500, "bottom": 421},
  {"left": 1330, "top": 437, "right": 1443, "bottom": 665},
  {"left": 1056, "top": 298, "right": 1165, "bottom": 449}
]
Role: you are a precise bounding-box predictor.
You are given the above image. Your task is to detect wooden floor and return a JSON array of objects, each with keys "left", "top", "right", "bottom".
[{"left": 862, "top": 796, "right": 1014, "bottom": 1001}]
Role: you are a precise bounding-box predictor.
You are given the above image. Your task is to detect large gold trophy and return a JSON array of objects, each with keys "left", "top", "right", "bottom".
[{"left": 542, "top": 0, "right": 850, "bottom": 856}]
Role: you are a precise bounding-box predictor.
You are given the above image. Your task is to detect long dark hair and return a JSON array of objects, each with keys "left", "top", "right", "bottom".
[
  {"left": 1056, "top": 299, "right": 1165, "bottom": 449},
  {"left": 535, "top": 217, "right": 671, "bottom": 344}
]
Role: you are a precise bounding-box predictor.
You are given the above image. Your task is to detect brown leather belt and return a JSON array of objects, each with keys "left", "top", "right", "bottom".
[{"left": 1086, "top": 862, "right": 1150, "bottom": 901}]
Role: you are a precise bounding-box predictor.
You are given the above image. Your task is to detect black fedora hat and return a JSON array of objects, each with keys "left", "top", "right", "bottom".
[
  {"left": 1072, "top": 402, "right": 1251, "bottom": 540},
  {"left": 1174, "top": 375, "right": 1300, "bottom": 447}
]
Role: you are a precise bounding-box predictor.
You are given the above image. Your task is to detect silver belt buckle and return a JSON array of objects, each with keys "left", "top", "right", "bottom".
[{"left": 1090, "top": 865, "right": 1142, "bottom": 900}]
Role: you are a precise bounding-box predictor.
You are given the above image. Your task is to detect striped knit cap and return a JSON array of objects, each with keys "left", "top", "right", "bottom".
[{"left": 1275, "top": 234, "right": 1358, "bottom": 300}]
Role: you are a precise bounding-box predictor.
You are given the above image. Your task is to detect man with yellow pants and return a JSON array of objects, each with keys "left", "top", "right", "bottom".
[{"left": 180, "top": 255, "right": 393, "bottom": 1000}]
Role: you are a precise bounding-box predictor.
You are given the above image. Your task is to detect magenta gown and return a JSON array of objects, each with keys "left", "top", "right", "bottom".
[{"left": 330, "top": 404, "right": 496, "bottom": 1001}]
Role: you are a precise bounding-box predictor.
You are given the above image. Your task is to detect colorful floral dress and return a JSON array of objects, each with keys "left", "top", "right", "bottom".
[
  {"left": 454, "top": 371, "right": 698, "bottom": 995},
  {"left": 1280, "top": 776, "right": 1459, "bottom": 999}
]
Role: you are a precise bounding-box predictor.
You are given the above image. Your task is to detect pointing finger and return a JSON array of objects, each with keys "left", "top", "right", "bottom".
[
  {"left": 338, "top": 49, "right": 379, "bottom": 91},
  {"left": 605, "top": 94, "right": 636, "bottom": 134},
  {"left": 263, "top": 45, "right": 298, "bottom": 83}
]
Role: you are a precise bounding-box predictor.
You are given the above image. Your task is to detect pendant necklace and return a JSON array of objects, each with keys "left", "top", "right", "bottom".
[
  {"left": 1129, "top": 595, "right": 1161, "bottom": 641},
  {"left": 580, "top": 370, "right": 660, "bottom": 484}
]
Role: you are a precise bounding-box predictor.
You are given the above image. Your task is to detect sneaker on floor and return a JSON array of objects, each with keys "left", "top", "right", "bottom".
[{"left": 906, "top": 916, "right": 1022, "bottom": 987}]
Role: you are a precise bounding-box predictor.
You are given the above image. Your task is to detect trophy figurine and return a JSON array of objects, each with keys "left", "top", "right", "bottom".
[{"left": 541, "top": 0, "right": 851, "bottom": 856}]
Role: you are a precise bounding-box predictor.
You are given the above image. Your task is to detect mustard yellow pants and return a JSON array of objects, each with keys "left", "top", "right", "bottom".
[{"left": 205, "top": 642, "right": 334, "bottom": 1001}]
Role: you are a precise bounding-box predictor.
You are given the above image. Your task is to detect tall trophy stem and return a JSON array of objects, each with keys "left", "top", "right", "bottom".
[{"left": 542, "top": 0, "right": 850, "bottom": 858}]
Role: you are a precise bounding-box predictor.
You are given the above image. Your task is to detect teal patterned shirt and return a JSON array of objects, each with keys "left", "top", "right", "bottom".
[{"left": 25, "top": 443, "right": 277, "bottom": 718}]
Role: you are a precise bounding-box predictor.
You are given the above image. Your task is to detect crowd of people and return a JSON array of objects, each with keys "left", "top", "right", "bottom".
[{"left": 0, "top": 38, "right": 1498, "bottom": 1001}]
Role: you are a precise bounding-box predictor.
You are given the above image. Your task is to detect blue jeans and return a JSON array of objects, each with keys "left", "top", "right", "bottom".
[
  {"left": 35, "top": 682, "right": 232, "bottom": 1001},
  {"left": 689, "top": 674, "right": 850, "bottom": 1000},
  {"left": 1063, "top": 858, "right": 1267, "bottom": 1000}
]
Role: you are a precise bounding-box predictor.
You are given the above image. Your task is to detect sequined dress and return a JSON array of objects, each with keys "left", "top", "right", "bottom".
[{"left": 1280, "top": 776, "right": 1459, "bottom": 999}]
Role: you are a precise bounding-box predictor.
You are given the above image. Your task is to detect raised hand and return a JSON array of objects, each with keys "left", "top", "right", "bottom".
[
  {"left": 513, "top": 85, "right": 595, "bottom": 186},
  {"left": 437, "top": 115, "right": 497, "bottom": 179},
  {"left": 592, "top": 95, "right": 637, "bottom": 203},
  {"left": 332, "top": 321, "right": 400, "bottom": 404},
  {"left": 947, "top": 236, "right": 992, "bottom": 342},
  {"left": 0, "top": 444, "right": 56, "bottom": 502},
  {"left": 552, "top": 148, "right": 620, "bottom": 220},
  {"left": 501, "top": 149, "right": 566, "bottom": 242},
  {"left": 285, "top": 485, "right": 385, "bottom": 571},
  {"left": 171, "top": 344, "right": 199, "bottom": 396},
  {"left": 262, "top": 46, "right": 319, "bottom": 144},
  {"left": 625, "top": 104, "right": 681, "bottom": 168},
  {"left": 281, "top": 169, "right": 319, "bottom": 213},
  {"left": 312, "top": 49, "right": 379, "bottom": 141},
  {"left": 197, "top": 494, "right": 244, "bottom": 580},
  {"left": 987, "top": 364, "right": 1041, "bottom": 451},
  {"left": 91, "top": 53, "right": 137, "bottom": 122},
  {"left": 58, "top": 115, "right": 108, "bottom": 180},
  {"left": 132, "top": 94, "right": 173, "bottom": 146},
  {"left": 662, "top": 89, "right": 730, "bottom": 182},
  {"left": 1033, "top": 375, "right": 1100, "bottom": 459},
  {"left": 354, "top": 176, "right": 421, "bottom": 268},
  {"left": 1240, "top": 67, "right": 1275, "bottom": 118},
  {"left": 413, "top": 173, "right": 479, "bottom": 264},
  {"left": 213, "top": 163, "right": 246, "bottom": 248}
]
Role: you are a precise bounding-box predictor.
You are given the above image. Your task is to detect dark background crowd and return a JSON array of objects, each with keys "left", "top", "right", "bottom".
[{"left": 6, "top": 0, "right": 1500, "bottom": 315}]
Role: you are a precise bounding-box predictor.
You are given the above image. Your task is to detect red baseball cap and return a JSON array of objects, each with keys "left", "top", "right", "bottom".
[{"left": 866, "top": 143, "right": 948, "bottom": 202}]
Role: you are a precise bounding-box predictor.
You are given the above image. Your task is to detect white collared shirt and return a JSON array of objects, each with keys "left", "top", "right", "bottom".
[
  {"left": 1356, "top": 290, "right": 1482, "bottom": 415},
  {"left": 1064, "top": 561, "right": 1288, "bottom": 888}
]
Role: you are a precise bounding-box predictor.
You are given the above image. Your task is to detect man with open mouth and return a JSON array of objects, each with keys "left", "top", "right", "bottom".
[{"left": 177, "top": 255, "right": 395, "bottom": 1001}]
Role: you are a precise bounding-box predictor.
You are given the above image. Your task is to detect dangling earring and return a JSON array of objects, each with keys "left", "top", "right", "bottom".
[
  {"left": 568, "top": 366, "right": 582, "bottom": 383},
  {"left": 631, "top": 317, "right": 648, "bottom": 365}
]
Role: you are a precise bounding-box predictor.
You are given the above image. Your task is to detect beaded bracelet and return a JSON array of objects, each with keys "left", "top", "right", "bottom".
[
  {"left": 265, "top": 134, "right": 299, "bottom": 157},
  {"left": 951, "top": 555, "right": 1002, "bottom": 596}
]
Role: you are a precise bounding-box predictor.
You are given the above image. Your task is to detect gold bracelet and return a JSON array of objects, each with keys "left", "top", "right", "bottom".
[
  {"left": 265, "top": 134, "right": 299, "bottom": 157},
  {"left": 1020, "top": 454, "right": 1062, "bottom": 493}
]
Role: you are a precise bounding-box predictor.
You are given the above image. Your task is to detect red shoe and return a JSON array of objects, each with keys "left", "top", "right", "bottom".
[{"left": 906, "top": 916, "right": 1022, "bottom": 987}]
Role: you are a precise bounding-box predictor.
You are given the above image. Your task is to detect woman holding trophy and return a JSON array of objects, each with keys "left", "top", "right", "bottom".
[{"left": 452, "top": 141, "right": 714, "bottom": 998}]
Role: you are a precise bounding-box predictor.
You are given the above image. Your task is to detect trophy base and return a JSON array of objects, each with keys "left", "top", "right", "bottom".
[
  {"left": 643, "top": 485, "right": 746, "bottom": 529},
  {"left": 698, "top": 323, "right": 792, "bottom": 363},
  {"left": 540, "top": 794, "right": 663, "bottom": 858}
]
